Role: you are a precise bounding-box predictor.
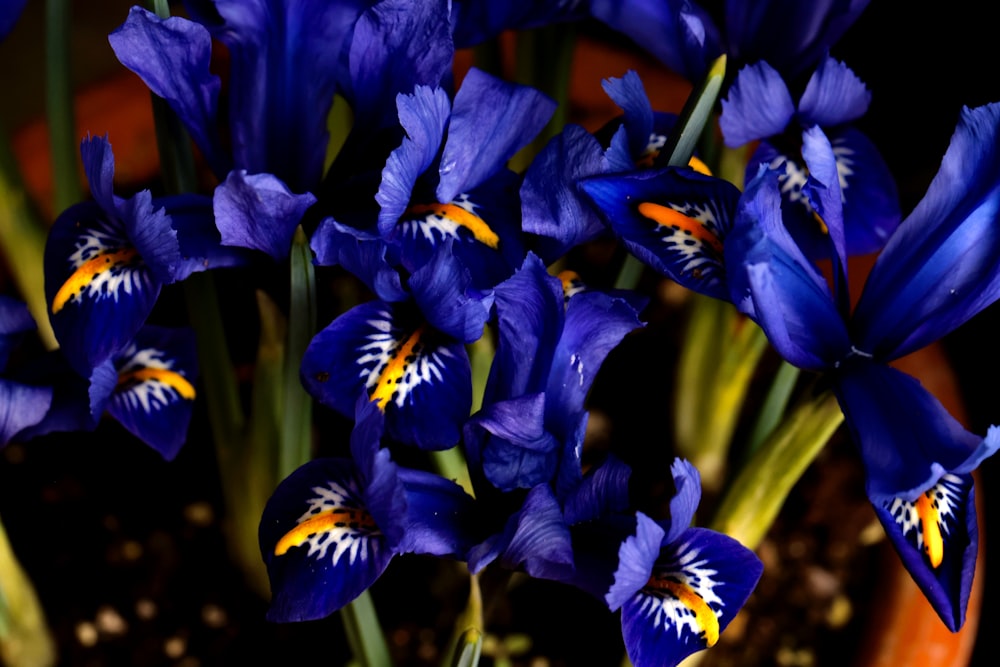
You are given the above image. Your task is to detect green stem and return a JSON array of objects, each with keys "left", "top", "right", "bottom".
[
  {"left": 744, "top": 360, "right": 801, "bottom": 455},
  {"left": 278, "top": 226, "right": 316, "bottom": 480},
  {"left": 341, "top": 590, "right": 393, "bottom": 667},
  {"left": 0, "top": 513, "right": 57, "bottom": 667},
  {"left": 441, "top": 572, "right": 484, "bottom": 667},
  {"left": 709, "top": 389, "right": 844, "bottom": 549},
  {"left": 0, "top": 125, "right": 57, "bottom": 349},
  {"left": 45, "top": 0, "right": 81, "bottom": 214},
  {"left": 673, "top": 294, "right": 769, "bottom": 496}
]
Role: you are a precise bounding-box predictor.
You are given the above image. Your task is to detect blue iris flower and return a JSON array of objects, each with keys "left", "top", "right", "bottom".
[
  {"left": 720, "top": 56, "right": 901, "bottom": 257},
  {"left": 259, "top": 397, "right": 477, "bottom": 622},
  {"left": 725, "top": 103, "right": 1000, "bottom": 630},
  {"left": 43, "top": 135, "right": 243, "bottom": 379}
]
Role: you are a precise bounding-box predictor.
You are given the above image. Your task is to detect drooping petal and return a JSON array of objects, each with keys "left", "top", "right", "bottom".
[
  {"left": 620, "top": 527, "right": 763, "bottom": 667},
  {"left": 104, "top": 326, "right": 199, "bottom": 460},
  {"left": 872, "top": 472, "right": 978, "bottom": 631},
  {"left": 161, "top": 193, "right": 254, "bottom": 275},
  {"left": 797, "top": 56, "right": 871, "bottom": 127},
  {"left": 725, "top": 167, "right": 852, "bottom": 370},
  {"left": 834, "top": 361, "right": 1000, "bottom": 500},
  {"left": 520, "top": 123, "right": 609, "bottom": 262},
  {"left": 213, "top": 170, "right": 317, "bottom": 260},
  {"left": 44, "top": 202, "right": 161, "bottom": 376},
  {"left": 437, "top": 68, "right": 556, "bottom": 202},
  {"left": 853, "top": 102, "right": 1000, "bottom": 359},
  {"left": 300, "top": 300, "right": 471, "bottom": 449},
  {"left": 260, "top": 457, "right": 395, "bottom": 622},
  {"left": 719, "top": 61, "right": 795, "bottom": 148},
  {"left": 109, "top": 7, "right": 228, "bottom": 177},
  {"left": 606, "top": 512, "right": 664, "bottom": 612},
  {"left": 310, "top": 219, "right": 408, "bottom": 302},
  {"left": 393, "top": 466, "right": 480, "bottom": 558},
  {"left": 580, "top": 168, "right": 740, "bottom": 300}
]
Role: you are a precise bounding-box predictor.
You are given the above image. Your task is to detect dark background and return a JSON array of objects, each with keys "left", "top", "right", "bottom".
[{"left": 2, "top": 2, "right": 1000, "bottom": 666}]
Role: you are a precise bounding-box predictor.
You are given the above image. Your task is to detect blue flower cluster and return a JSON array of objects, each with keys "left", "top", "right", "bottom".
[{"left": 4, "top": 0, "right": 1000, "bottom": 665}]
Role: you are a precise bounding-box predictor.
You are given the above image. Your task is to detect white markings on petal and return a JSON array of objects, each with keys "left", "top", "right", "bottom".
[
  {"left": 52, "top": 221, "right": 149, "bottom": 313},
  {"left": 115, "top": 344, "right": 195, "bottom": 414},
  {"left": 883, "top": 473, "right": 964, "bottom": 568}
]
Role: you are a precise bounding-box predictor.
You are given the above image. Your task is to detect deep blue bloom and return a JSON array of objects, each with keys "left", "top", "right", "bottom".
[
  {"left": 720, "top": 56, "right": 900, "bottom": 257},
  {"left": 43, "top": 135, "right": 241, "bottom": 378},
  {"left": 725, "top": 102, "right": 1000, "bottom": 630},
  {"left": 606, "top": 459, "right": 762, "bottom": 667},
  {"left": 1, "top": 297, "right": 55, "bottom": 446},
  {"left": 300, "top": 247, "right": 492, "bottom": 450},
  {"left": 259, "top": 398, "right": 477, "bottom": 621},
  {"left": 463, "top": 253, "right": 644, "bottom": 494},
  {"left": 521, "top": 69, "right": 707, "bottom": 262},
  {"left": 592, "top": 0, "right": 868, "bottom": 83}
]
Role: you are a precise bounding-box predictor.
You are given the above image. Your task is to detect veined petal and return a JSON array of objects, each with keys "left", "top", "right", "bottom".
[
  {"left": 580, "top": 168, "right": 739, "bottom": 301},
  {"left": 79, "top": 134, "right": 118, "bottom": 215},
  {"left": 213, "top": 170, "right": 317, "bottom": 260},
  {"left": 872, "top": 472, "right": 977, "bottom": 631},
  {"left": 301, "top": 301, "right": 470, "bottom": 449},
  {"left": 621, "top": 527, "right": 763, "bottom": 667},
  {"left": 346, "top": 0, "right": 453, "bottom": 132},
  {"left": 162, "top": 193, "right": 254, "bottom": 276},
  {"left": 472, "top": 392, "right": 560, "bottom": 491},
  {"left": 437, "top": 67, "right": 556, "bottom": 202},
  {"left": 797, "top": 56, "right": 871, "bottom": 127},
  {"left": 496, "top": 484, "right": 575, "bottom": 580},
  {"left": 311, "top": 219, "right": 408, "bottom": 302},
  {"left": 520, "top": 124, "right": 608, "bottom": 262},
  {"left": 260, "top": 458, "right": 394, "bottom": 622},
  {"left": 724, "top": 0, "right": 871, "bottom": 79},
  {"left": 607, "top": 512, "right": 665, "bottom": 611},
  {"left": 853, "top": 102, "right": 1000, "bottom": 359},
  {"left": 602, "top": 71, "right": 654, "bottom": 160},
  {"left": 408, "top": 244, "right": 494, "bottom": 343},
  {"left": 208, "top": 0, "right": 366, "bottom": 190},
  {"left": 719, "top": 61, "right": 795, "bottom": 148},
  {"left": 726, "top": 168, "right": 851, "bottom": 370},
  {"left": 546, "top": 289, "right": 643, "bottom": 436},
  {"left": 0, "top": 380, "right": 53, "bottom": 447},
  {"left": 835, "top": 361, "right": 1000, "bottom": 500},
  {"left": 105, "top": 326, "right": 199, "bottom": 460},
  {"left": 393, "top": 467, "right": 480, "bottom": 557},
  {"left": 591, "top": 0, "right": 723, "bottom": 82},
  {"left": 485, "top": 253, "right": 565, "bottom": 403},
  {"left": 109, "top": 7, "right": 228, "bottom": 177},
  {"left": 44, "top": 203, "right": 160, "bottom": 376},
  {"left": 563, "top": 454, "right": 633, "bottom": 525},
  {"left": 376, "top": 86, "right": 452, "bottom": 234},
  {"left": 664, "top": 459, "right": 701, "bottom": 545}
]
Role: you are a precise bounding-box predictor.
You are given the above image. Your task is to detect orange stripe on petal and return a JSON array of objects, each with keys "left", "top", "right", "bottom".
[
  {"left": 637, "top": 202, "right": 724, "bottom": 254},
  {"left": 52, "top": 247, "right": 139, "bottom": 313},
  {"left": 406, "top": 203, "right": 500, "bottom": 249},
  {"left": 915, "top": 491, "right": 944, "bottom": 568},
  {"left": 118, "top": 368, "right": 196, "bottom": 400},
  {"left": 647, "top": 577, "right": 720, "bottom": 647},
  {"left": 274, "top": 509, "right": 377, "bottom": 556},
  {"left": 369, "top": 326, "right": 425, "bottom": 409}
]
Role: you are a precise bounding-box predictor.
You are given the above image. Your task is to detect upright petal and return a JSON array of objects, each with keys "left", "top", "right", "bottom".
[
  {"left": 853, "top": 102, "right": 1000, "bottom": 359},
  {"left": 797, "top": 57, "right": 871, "bottom": 127},
  {"left": 719, "top": 61, "right": 795, "bottom": 148},
  {"left": 437, "top": 68, "right": 556, "bottom": 202}
]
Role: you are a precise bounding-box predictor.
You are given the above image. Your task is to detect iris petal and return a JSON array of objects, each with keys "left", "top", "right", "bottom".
[
  {"left": 797, "top": 56, "right": 871, "bottom": 127},
  {"left": 872, "top": 472, "right": 978, "bottom": 631},
  {"left": 719, "top": 61, "right": 795, "bottom": 148},
  {"left": 620, "top": 527, "right": 763, "bottom": 667}
]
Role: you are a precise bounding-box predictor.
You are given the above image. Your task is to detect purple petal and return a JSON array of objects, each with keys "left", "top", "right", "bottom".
[
  {"left": 719, "top": 61, "right": 795, "bottom": 147},
  {"left": 797, "top": 56, "right": 871, "bottom": 126}
]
